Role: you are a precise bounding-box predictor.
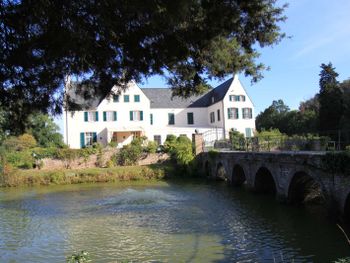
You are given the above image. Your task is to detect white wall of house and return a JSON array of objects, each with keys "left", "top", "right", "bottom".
[
  {"left": 222, "top": 76, "right": 255, "bottom": 137},
  {"left": 148, "top": 107, "right": 212, "bottom": 144},
  {"left": 63, "top": 75, "right": 256, "bottom": 148}
]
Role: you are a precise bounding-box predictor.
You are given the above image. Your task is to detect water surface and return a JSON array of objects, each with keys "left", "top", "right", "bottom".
[{"left": 0, "top": 180, "right": 348, "bottom": 262}]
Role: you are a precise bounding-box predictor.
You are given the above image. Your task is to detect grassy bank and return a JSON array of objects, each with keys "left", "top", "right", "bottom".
[{"left": 0, "top": 164, "right": 175, "bottom": 187}]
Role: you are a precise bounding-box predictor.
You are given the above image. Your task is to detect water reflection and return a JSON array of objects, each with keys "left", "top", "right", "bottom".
[{"left": 0, "top": 180, "right": 348, "bottom": 262}]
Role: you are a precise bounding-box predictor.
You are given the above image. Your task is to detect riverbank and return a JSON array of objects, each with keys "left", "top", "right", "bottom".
[{"left": 0, "top": 164, "right": 175, "bottom": 187}]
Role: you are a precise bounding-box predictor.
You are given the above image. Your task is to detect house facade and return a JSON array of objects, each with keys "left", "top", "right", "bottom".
[{"left": 63, "top": 75, "right": 255, "bottom": 148}]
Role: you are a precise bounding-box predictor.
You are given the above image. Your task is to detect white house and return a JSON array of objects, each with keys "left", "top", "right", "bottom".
[{"left": 63, "top": 75, "right": 255, "bottom": 148}]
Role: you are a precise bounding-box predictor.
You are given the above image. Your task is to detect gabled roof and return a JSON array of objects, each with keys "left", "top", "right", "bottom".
[
  {"left": 141, "top": 77, "right": 233, "bottom": 108},
  {"left": 65, "top": 77, "right": 234, "bottom": 110}
]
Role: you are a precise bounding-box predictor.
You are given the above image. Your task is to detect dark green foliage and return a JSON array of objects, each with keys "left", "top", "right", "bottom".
[
  {"left": 146, "top": 141, "right": 158, "bottom": 154},
  {"left": 256, "top": 98, "right": 320, "bottom": 136},
  {"left": 229, "top": 130, "right": 246, "bottom": 150},
  {"left": 1, "top": 0, "right": 286, "bottom": 131},
  {"left": 164, "top": 135, "right": 177, "bottom": 154},
  {"left": 26, "top": 113, "right": 64, "bottom": 147},
  {"left": 173, "top": 136, "right": 194, "bottom": 166},
  {"left": 319, "top": 63, "right": 343, "bottom": 133},
  {"left": 116, "top": 138, "right": 145, "bottom": 166}
]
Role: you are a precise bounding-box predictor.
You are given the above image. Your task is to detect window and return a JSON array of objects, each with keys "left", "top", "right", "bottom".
[
  {"left": 168, "top": 113, "right": 175, "bottom": 125},
  {"left": 228, "top": 108, "right": 239, "bottom": 119},
  {"left": 80, "top": 132, "right": 97, "bottom": 148},
  {"left": 210, "top": 112, "right": 215, "bottom": 123},
  {"left": 217, "top": 109, "right": 220, "bottom": 122},
  {"left": 229, "top": 95, "right": 245, "bottom": 102},
  {"left": 84, "top": 111, "right": 98, "bottom": 122},
  {"left": 129, "top": 111, "right": 143, "bottom": 121},
  {"left": 187, "top": 112, "right": 194, "bottom": 125},
  {"left": 113, "top": 95, "right": 119, "bottom": 102},
  {"left": 154, "top": 135, "right": 161, "bottom": 145},
  {"left": 124, "top": 95, "right": 130, "bottom": 102},
  {"left": 134, "top": 95, "right": 140, "bottom": 102},
  {"left": 103, "top": 111, "right": 117, "bottom": 121},
  {"left": 242, "top": 108, "right": 253, "bottom": 119},
  {"left": 150, "top": 113, "right": 153, "bottom": 125}
]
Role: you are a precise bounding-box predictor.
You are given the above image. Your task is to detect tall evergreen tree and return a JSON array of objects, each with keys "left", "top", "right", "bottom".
[{"left": 318, "top": 63, "right": 343, "bottom": 134}]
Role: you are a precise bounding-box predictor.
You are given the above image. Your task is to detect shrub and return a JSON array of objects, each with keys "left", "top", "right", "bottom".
[
  {"left": 2, "top": 133, "right": 37, "bottom": 151},
  {"left": 5, "top": 150, "right": 35, "bottom": 169},
  {"left": 116, "top": 138, "right": 144, "bottom": 166},
  {"left": 229, "top": 129, "right": 245, "bottom": 150},
  {"left": 164, "top": 134, "right": 177, "bottom": 153},
  {"left": 173, "top": 136, "right": 194, "bottom": 165},
  {"left": 146, "top": 141, "right": 157, "bottom": 154}
]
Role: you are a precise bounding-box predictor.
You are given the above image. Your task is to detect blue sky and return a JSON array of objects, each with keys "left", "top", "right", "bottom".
[
  {"left": 57, "top": 0, "right": 350, "bottom": 132},
  {"left": 139, "top": 0, "right": 350, "bottom": 114}
]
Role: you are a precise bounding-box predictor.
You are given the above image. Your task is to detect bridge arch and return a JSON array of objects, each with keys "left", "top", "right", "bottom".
[
  {"left": 254, "top": 167, "right": 276, "bottom": 195},
  {"left": 287, "top": 171, "right": 324, "bottom": 205},
  {"left": 231, "top": 164, "right": 246, "bottom": 186},
  {"left": 344, "top": 192, "right": 350, "bottom": 221},
  {"left": 216, "top": 162, "right": 227, "bottom": 181}
]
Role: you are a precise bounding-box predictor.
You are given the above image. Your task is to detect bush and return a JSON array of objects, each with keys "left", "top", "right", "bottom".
[
  {"left": 66, "top": 251, "right": 91, "bottom": 263},
  {"left": 2, "top": 133, "right": 37, "bottom": 151},
  {"left": 5, "top": 150, "right": 35, "bottom": 169},
  {"left": 146, "top": 141, "right": 157, "bottom": 154},
  {"left": 229, "top": 130, "right": 246, "bottom": 150},
  {"left": 116, "top": 138, "right": 144, "bottom": 166},
  {"left": 164, "top": 134, "right": 177, "bottom": 153},
  {"left": 173, "top": 136, "right": 194, "bottom": 165}
]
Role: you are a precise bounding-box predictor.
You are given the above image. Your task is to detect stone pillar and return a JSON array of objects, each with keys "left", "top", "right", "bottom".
[{"left": 192, "top": 133, "right": 204, "bottom": 155}]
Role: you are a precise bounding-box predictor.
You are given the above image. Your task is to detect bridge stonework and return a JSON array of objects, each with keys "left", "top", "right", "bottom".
[{"left": 200, "top": 151, "right": 350, "bottom": 219}]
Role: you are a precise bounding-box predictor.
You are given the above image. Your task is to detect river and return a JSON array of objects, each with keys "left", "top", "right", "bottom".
[{"left": 0, "top": 179, "right": 348, "bottom": 262}]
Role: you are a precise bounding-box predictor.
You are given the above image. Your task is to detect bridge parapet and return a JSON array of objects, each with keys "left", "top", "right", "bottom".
[{"left": 201, "top": 151, "right": 350, "bottom": 221}]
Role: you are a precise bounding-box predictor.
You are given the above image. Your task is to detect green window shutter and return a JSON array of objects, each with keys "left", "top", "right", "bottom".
[
  {"left": 140, "top": 111, "right": 143, "bottom": 121},
  {"left": 80, "top": 132, "right": 85, "bottom": 148},
  {"left": 103, "top": 111, "right": 107, "bottom": 121},
  {"left": 130, "top": 111, "right": 133, "bottom": 121},
  {"left": 236, "top": 108, "right": 239, "bottom": 119},
  {"left": 114, "top": 111, "right": 117, "bottom": 121},
  {"left": 84, "top": 112, "right": 88, "bottom": 122},
  {"left": 93, "top": 132, "right": 97, "bottom": 143},
  {"left": 150, "top": 114, "right": 153, "bottom": 125},
  {"left": 95, "top": 111, "right": 99, "bottom": 121}
]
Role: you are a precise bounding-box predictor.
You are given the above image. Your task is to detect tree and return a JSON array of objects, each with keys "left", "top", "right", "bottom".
[
  {"left": 26, "top": 113, "right": 64, "bottom": 148},
  {"left": 255, "top": 99, "right": 290, "bottom": 132},
  {"left": 318, "top": 63, "right": 343, "bottom": 134},
  {"left": 1, "top": 0, "right": 287, "bottom": 132}
]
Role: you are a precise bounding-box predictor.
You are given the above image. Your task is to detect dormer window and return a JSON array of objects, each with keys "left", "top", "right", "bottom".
[{"left": 211, "top": 97, "right": 215, "bottom": 103}]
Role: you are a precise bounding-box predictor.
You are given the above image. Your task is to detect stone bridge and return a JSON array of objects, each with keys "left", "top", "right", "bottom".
[{"left": 200, "top": 151, "right": 350, "bottom": 221}]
